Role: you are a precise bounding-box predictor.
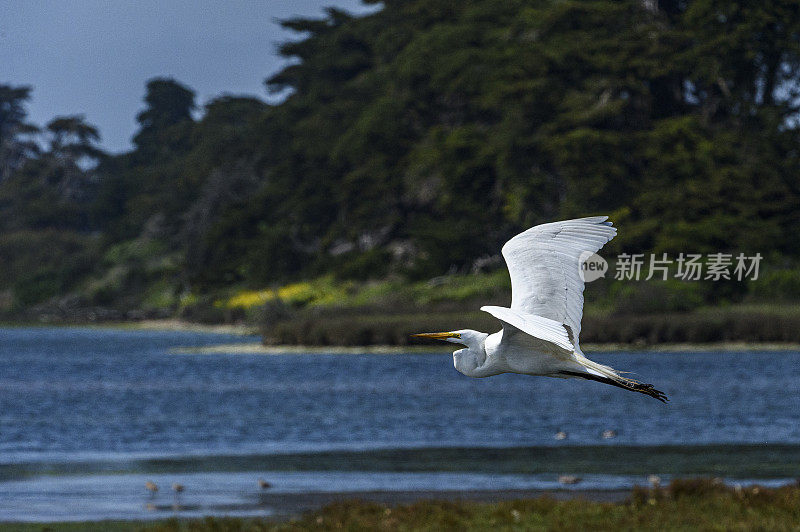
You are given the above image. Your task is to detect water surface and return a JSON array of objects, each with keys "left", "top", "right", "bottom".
[{"left": 1, "top": 327, "right": 798, "bottom": 521}]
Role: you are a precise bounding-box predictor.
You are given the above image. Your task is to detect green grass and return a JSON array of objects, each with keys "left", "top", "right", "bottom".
[
  {"left": 246, "top": 270, "right": 800, "bottom": 346},
  {"left": 4, "top": 479, "right": 800, "bottom": 531},
  {"left": 262, "top": 304, "right": 800, "bottom": 346},
  {"left": 222, "top": 271, "right": 511, "bottom": 313},
  {"left": 694, "top": 303, "right": 800, "bottom": 318},
  {"left": 270, "top": 481, "right": 800, "bottom": 531}
]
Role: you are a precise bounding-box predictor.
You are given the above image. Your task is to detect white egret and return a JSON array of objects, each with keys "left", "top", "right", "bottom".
[{"left": 413, "top": 216, "right": 667, "bottom": 402}]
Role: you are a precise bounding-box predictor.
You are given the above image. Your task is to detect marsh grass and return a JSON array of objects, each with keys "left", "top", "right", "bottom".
[
  {"left": 146, "top": 480, "right": 800, "bottom": 530},
  {"left": 263, "top": 304, "right": 800, "bottom": 346},
  {"left": 9, "top": 479, "right": 793, "bottom": 531},
  {"left": 582, "top": 308, "right": 800, "bottom": 344},
  {"left": 249, "top": 271, "right": 800, "bottom": 346}
]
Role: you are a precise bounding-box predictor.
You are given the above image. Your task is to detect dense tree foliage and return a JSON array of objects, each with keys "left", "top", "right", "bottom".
[
  {"left": 0, "top": 85, "right": 39, "bottom": 182},
  {"left": 193, "top": 0, "right": 800, "bottom": 284},
  {"left": 1, "top": 0, "right": 799, "bottom": 315}
]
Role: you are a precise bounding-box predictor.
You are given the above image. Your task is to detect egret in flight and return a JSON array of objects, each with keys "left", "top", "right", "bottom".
[{"left": 413, "top": 216, "right": 667, "bottom": 402}]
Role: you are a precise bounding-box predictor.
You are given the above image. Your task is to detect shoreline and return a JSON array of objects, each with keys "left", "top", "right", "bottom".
[
  {"left": 173, "top": 340, "right": 800, "bottom": 355},
  {"left": 108, "top": 319, "right": 259, "bottom": 336},
  {"left": 200, "top": 487, "right": 633, "bottom": 516},
  {"left": 3, "top": 320, "right": 800, "bottom": 352},
  {"left": 0, "top": 488, "right": 632, "bottom": 527},
  {"left": 0, "top": 482, "right": 796, "bottom": 529},
  {"left": 0, "top": 319, "right": 259, "bottom": 336}
]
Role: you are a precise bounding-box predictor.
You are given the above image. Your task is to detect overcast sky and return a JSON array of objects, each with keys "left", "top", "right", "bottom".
[{"left": 1, "top": 1, "right": 377, "bottom": 153}]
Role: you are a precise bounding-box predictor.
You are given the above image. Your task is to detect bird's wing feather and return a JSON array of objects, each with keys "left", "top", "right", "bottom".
[
  {"left": 501, "top": 216, "right": 616, "bottom": 351},
  {"left": 481, "top": 305, "right": 573, "bottom": 352}
]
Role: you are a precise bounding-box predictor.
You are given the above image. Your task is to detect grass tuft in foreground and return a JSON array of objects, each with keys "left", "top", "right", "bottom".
[
  {"left": 2, "top": 480, "right": 797, "bottom": 531},
  {"left": 3, "top": 479, "right": 781, "bottom": 532},
  {"left": 159, "top": 481, "right": 799, "bottom": 530},
  {"left": 146, "top": 480, "right": 800, "bottom": 531}
]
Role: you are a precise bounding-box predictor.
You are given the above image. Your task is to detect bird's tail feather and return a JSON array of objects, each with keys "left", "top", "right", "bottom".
[
  {"left": 573, "top": 352, "right": 618, "bottom": 379},
  {"left": 564, "top": 353, "right": 668, "bottom": 403}
]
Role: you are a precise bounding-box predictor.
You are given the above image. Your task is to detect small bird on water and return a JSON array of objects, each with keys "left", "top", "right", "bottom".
[
  {"left": 172, "top": 482, "right": 184, "bottom": 509},
  {"left": 258, "top": 478, "right": 272, "bottom": 489},
  {"left": 554, "top": 430, "right": 568, "bottom": 441},
  {"left": 602, "top": 429, "right": 618, "bottom": 439},
  {"left": 145, "top": 481, "right": 158, "bottom": 496}
]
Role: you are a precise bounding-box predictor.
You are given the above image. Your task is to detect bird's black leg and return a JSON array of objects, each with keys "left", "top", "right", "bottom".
[{"left": 559, "top": 371, "right": 668, "bottom": 403}]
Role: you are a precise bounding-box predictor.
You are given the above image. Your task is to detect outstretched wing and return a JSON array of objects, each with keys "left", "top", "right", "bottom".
[
  {"left": 501, "top": 216, "right": 616, "bottom": 351},
  {"left": 480, "top": 305, "right": 573, "bottom": 352}
]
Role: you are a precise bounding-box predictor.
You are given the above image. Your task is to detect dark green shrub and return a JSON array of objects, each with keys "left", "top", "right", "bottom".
[{"left": 748, "top": 269, "right": 800, "bottom": 302}]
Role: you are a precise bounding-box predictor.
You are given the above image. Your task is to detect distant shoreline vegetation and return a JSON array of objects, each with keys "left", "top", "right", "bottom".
[
  {"left": 1, "top": 1, "right": 799, "bottom": 333},
  {"left": 4, "top": 270, "right": 800, "bottom": 347}
]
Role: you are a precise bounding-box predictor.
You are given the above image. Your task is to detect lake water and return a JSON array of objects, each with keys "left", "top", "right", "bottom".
[{"left": 1, "top": 327, "right": 799, "bottom": 521}]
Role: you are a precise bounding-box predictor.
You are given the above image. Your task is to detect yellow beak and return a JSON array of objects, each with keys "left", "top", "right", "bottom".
[{"left": 411, "top": 332, "right": 461, "bottom": 341}]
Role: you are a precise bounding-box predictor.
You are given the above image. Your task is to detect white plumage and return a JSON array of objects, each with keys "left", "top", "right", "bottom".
[{"left": 413, "top": 216, "right": 667, "bottom": 402}]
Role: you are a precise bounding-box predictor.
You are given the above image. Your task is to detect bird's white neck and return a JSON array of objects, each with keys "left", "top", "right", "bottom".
[{"left": 452, "top": 331, "right": 499, "bottom": 377}]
